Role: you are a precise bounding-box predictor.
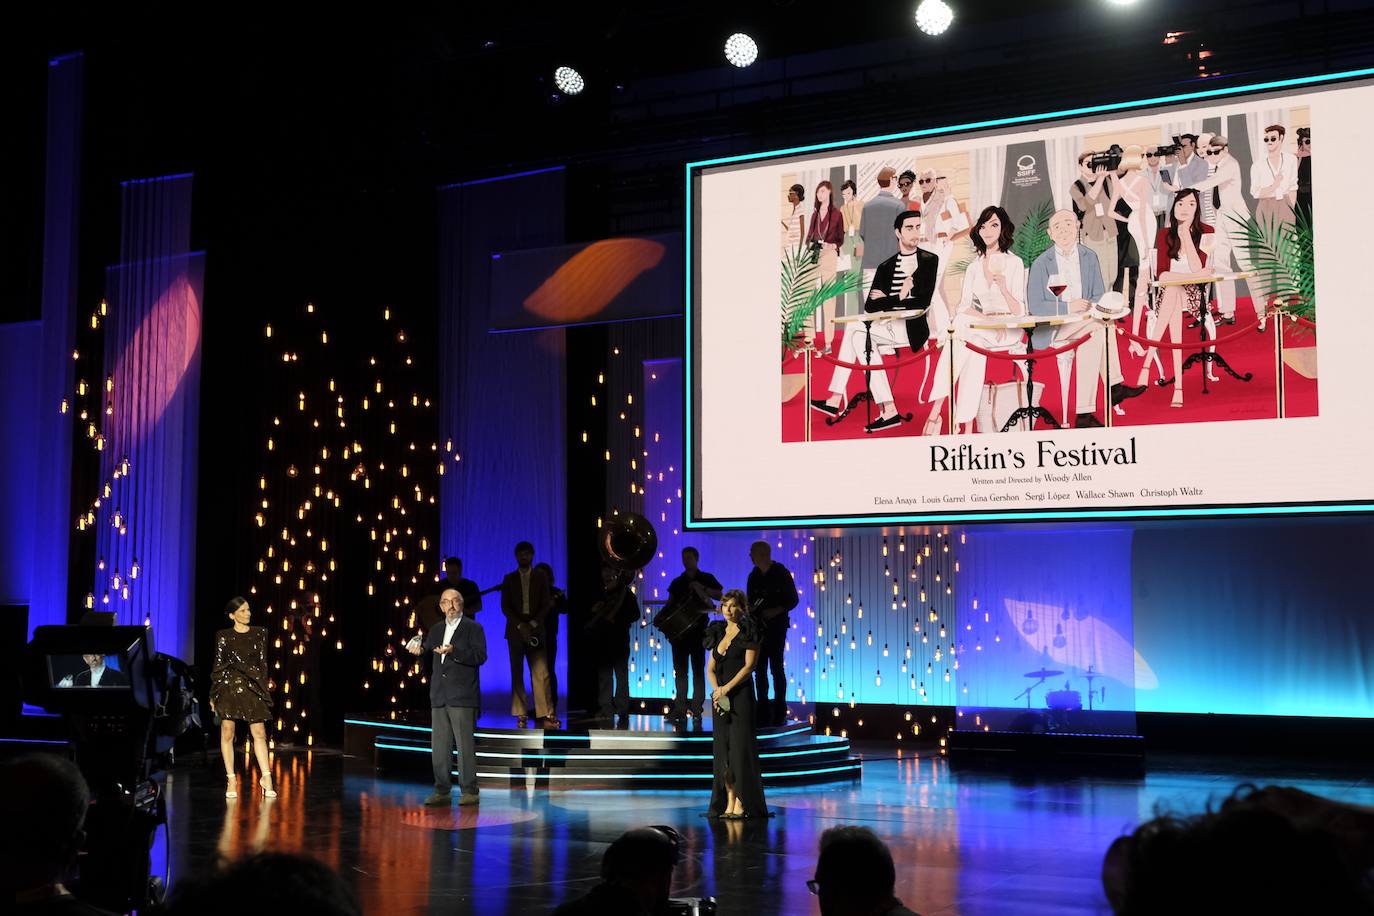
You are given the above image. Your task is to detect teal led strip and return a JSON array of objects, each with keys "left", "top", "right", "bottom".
[
  {"left": 348, "top": 717, "right": 812, "bottom": 742},
  {"left": 377, "top": 742, "right": 861, "bottom": 779},
  {"left": 684, "top": 67, "right": 1374, "bottom": 529},
  {"left": 386, "top": 744, "right": 841, "bottom": 762},
  {"left": 468, "top": 765, "right": 861, "bottom": 781}
]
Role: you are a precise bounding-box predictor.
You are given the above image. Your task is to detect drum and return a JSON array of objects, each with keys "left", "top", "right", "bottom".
[
  {"left": 1046, "top": 689, "right": 1082, "bottom": 711},
  {"left": 652, "top": 600, "right": 708, "bottom": 642}
]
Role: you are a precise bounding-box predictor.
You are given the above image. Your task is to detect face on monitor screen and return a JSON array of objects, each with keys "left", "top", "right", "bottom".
[{"left": 49, "top": 653, "right": 130, "bottom": 688}]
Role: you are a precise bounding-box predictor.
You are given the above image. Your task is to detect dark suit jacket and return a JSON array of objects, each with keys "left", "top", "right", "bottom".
[
  {"left": 423, "top": 616, "right": 487, "bottom": 708},
  {"left": 500, "top": 566, "right": 552, "bottom": 639},
  {"left": 74, "top": 665, "right": 127, "bottom": 686},
  {"left": 865, "top": 249, "right": 939, "bottom": 351}
]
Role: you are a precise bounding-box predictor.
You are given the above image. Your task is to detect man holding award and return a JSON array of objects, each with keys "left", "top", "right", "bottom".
[{"left": 407, "top": 588, "right": 487, "bottom": 808}]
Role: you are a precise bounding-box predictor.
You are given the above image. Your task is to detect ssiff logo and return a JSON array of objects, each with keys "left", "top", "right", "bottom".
[{"left": 1012, "top": 153, "right": 1041, "bottom": 189}]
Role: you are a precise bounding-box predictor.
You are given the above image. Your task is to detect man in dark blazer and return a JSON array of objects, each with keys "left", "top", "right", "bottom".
[
  {"left": 812, "top": 210, "right": 938, "bottom": 433},
  {"left": 407, "top": 588, "right": 486, "bottom": 807},
  {"left": 499, "top": 541, "right": 557, "bottom": 729}
]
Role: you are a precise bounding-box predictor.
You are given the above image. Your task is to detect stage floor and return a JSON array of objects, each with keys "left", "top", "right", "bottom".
[{"left": 156, "top": 745, "right": 1374, "bottom": 915}]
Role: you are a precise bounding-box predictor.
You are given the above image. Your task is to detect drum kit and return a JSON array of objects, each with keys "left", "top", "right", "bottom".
[{"left": 1014, "top": 665, "right": 1106, "bottom": 712}]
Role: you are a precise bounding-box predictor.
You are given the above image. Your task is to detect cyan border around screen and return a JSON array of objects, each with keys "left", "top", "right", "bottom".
[{"left": 684, "top": 66, "right": 1374, "bottom": 530}]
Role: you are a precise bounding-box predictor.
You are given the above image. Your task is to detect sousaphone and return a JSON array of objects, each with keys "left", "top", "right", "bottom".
[
  {"left": 587, "top": 512, "right": 658, "bottom": 629},
  {"left": 598, "top": 511, "right": 658, "bottom": 574}
]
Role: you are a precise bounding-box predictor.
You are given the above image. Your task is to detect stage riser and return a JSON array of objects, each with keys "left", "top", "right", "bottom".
[
  {"left": 372, "top": 754, "right": 864, "bottom": 788},
  {"left": 376, "top": 744, "right": 855, "bottom": 776},
  {"left": 471, "top": 767, "right": 863, "bottom": 789},
  {"left": 373, "top": 736, "right": 850, "bottom": 762},
  {"left": 344, "top": 715, "right": 864, "bottom": 788}
]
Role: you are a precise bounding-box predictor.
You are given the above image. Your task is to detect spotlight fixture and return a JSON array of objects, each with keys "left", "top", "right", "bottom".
[
  {"left": 553, "top": 66, "right": 585, "bottom": 95},
  {"left": 724, "top": 32, "right": 759, "bottom": 68},
  {"left": 914, "top": 0, "right": 954, "bottom": 36},
  {"left": 1105, "top": 0, "right": 1140, "bottom": 5}
]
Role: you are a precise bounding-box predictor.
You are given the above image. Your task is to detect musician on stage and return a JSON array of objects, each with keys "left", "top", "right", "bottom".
[
  {"left": 587, "top": 563, "right": 641, "bottom": 726},
  {"left": 746, "top": 540, "right": 799, "bottom": 727},
  {"left": 438, "top": 557, "right": 482, "bottom": 612},
  {"left": 661, "top": 547, "right": 723, "bottom": 724},
  {"left": 499, "top": 541, "right": 558, "bottom": 729},
  {"left": 534, "top": 561, "right": 567, "bottom": 712},
  {"left": 417, "top": 556, "right": 484, "bottom": 631}
]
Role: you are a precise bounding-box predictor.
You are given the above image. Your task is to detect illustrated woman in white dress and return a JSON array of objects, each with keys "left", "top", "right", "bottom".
[{"left": 925, "top": 205, "right": 1027, "bottom": 433}]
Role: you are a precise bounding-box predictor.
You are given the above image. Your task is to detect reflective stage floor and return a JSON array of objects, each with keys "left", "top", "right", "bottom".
[{"left": 158, "top": 744, "right": 1374, "bottom": 915}]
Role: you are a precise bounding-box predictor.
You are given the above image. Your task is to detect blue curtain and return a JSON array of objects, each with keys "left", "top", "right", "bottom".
[
  {"left": 1133, "top": 520, "right": 1374, "bottom": 717},
  {"left": 0, "top": 322, "right": 41, "bottom": 603},
  {"left": 28, "top": 53, "right": 84, "bottom": 632},
  {"left": 630, "top": 358, "right": 816, "bottom": 705},
  {"left": 90, "top": 176, "right": 203, "bottom": 662},
  {"left": 438, "top": 169, "right": 568, "bottom": 709}
]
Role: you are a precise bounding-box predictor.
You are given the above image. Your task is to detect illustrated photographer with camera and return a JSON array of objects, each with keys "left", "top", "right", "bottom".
[{"left": 1070, "top": 149, "right": 1121, "bottom": 286}]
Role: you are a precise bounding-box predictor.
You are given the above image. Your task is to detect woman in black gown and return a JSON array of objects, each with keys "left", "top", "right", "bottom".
[
  {"left": 210, "top": 597, "right": 276, "bottom": 799},
  {"left": 706, "top": 589, "right": 768, "bottom": 818}
]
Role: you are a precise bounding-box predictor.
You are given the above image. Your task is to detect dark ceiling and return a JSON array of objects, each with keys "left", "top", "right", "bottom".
[{"left": 3, "top": 0, "right": 1373, "bottom": 322}]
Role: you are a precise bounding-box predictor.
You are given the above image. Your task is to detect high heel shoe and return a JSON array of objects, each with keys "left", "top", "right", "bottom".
[
  {"left": 1170, "top": 389, "right": 1184, "bottom": 408},
  {"left": 225, "top": 774, "right": 239, "bottom": 799},
  {"left": 260, "top": 777, "right": 277, "bottom": 798}
]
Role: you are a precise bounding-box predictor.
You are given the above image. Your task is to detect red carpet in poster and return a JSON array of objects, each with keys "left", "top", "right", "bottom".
[{"left": 782, "top": 296, "right": 1317, "bottom": 442}]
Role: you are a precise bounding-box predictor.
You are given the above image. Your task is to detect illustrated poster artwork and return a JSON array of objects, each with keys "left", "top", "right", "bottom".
[{"left": 779, "top": 107, "right": 1315, "bottom": 442}]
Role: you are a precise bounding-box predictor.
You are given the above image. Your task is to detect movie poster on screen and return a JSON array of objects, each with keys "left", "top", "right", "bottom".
[{"left": 690, "top": 79, "right": 1367, "bottom": 526}]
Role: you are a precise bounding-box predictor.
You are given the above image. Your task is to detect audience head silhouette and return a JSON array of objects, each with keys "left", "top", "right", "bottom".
[
  {"left": 1103, "top": 784, "right": 1374, "bottom": 915},
  {"left": 1, "top": 753, "right": 91, "bottom": 898},
  {"left": 162, "top": 852, "right": 361, "bottom": 916},
  {"left": 553, "top": 825, "right": 678, "bottom": 916},
  {"left": 812, "top": 826, "right": 918, "bottom": 916}
]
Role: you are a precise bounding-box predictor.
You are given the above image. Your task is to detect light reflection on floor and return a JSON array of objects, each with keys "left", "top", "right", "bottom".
[{"left": 159, "top": 746, "right": 1374, "bottom": 915}]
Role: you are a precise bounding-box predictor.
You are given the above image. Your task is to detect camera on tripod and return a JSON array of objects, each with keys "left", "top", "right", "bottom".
[
  {"left": 1087, "top": 144, "right": 1125, "bottom": 172},
  {"left": 21, "top": 624, "right": 200, "bottom": 912}
]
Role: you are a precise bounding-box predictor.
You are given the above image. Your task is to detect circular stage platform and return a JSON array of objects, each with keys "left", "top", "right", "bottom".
[{"left": 344, "top": 713, "right": 862, "bottom": 789}]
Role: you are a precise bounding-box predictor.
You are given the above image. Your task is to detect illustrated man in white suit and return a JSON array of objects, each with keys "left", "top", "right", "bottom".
[{"left": 1191, "top": 136, "right": 1252, "bottom": 325}]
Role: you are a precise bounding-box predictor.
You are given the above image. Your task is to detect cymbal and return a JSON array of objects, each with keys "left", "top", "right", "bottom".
[
  {"left": 1081, "top": 670, "right": 1101, "bottom": 680},
  {"left": 1023, "top": 668, "right": 1064, "bottom": 679}
]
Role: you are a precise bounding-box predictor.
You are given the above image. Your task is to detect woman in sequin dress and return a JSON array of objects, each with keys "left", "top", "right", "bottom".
[{"left": 210, "top": 597, "right": 276, "bottom": 798}]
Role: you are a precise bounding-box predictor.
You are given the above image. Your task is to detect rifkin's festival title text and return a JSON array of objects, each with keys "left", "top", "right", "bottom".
[{"left": 930, "top": 438, "right": 1138, "bottom": 471}]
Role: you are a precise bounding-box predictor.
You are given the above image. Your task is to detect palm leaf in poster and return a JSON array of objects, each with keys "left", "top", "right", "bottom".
[
  {"left": 1012, "top": 200, "right": 1054, "bottom": 270},
  {"left": 1230, "top": 208, "right": 1316, "bottom": 334},
  {"left": 779, "top": 249, "right": 862, "bottom": 350}
]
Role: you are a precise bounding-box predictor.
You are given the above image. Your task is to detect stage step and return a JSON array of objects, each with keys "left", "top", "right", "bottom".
[{"left": 344, "top": 714, "right": 863, "bottom": 789}]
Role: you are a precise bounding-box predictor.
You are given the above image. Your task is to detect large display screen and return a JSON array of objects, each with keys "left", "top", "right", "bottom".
[{"left": 688, "top": 71, "right": 1374, "bottom": 527}]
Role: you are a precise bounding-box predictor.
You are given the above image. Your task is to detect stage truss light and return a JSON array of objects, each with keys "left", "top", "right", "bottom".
[
  {"left": 724, "top": 32, "right": 759, "bottom": 68},
  {"left": 553, "top": 66, "right": 585, "bottom": 95},
  {"left": 914, "top": 0, "right": 954, "bottom": 36}
]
